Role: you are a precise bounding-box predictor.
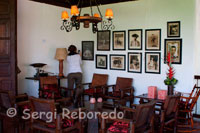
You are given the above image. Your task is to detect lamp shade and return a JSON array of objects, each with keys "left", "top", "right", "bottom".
[
  {"left": 71, "top": 5, "right": 79, "bottom": 16},
  {"left": 94, "top": 13, "right": 100, "bottom": 18},
  {"left": 105, "top": 9, "right": 113, "bottom": 19},
  {"left": 61, "top": 11, "right": 69, "bottom": 20},
  {"left": 55, "top": 48, "right": 67, "bottom": 60}
]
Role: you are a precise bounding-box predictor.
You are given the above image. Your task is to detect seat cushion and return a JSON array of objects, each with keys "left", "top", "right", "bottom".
[
  {"left": 84, "top": 88, "right": 102, "bottom": 94},
  {"left": 108, "top": 121, "right": 129, "bottom": 133},
  {"left": 43, "top": 84, "right": 61, "bottom": 98},
  {"left": 47, "top": 119, "right": 74, "bottom": 128}
]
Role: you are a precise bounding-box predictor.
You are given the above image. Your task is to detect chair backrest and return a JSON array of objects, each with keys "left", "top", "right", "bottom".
[
  {"left": 91, "top": 73, "right": 108, "bottom": 87},
  {"left": 134, "top": 100, "right": 156, "bottom": 128},
  {"left": 163, "top": 95, "right": 180, "bottom": 116},
  {"left": 115, "top": 77, "right": 133, "bottom": 91},
  {"left": 30, "top": 96, "right": 56, "bottom": 122},
  {"left": 188, "top": 85, "right": 200, "bottom": 110},
  {"left": 0, "top": 90, "right": 14, "bottom": 110},
  {"left": 40, "top": 76, "right": 58, "bottom": 88}
]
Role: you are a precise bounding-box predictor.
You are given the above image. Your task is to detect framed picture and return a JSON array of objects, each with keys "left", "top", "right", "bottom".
[
  {"left": 96, "top": 54, "right": 107, "bottom": 69},
  {"left": 128, "top": 29, "right": 142, "bottom": 50},
  {"left": 110, "top": 55, "right": 126, "bottom": 71},
  {"left": 97, "top": 30, "right": 110, "bottom": 51},
  {"left": 113, "top": 31, "right": 126, "bottom": 50},
  {"left": 167, "top": 21, "right": 180, "bottom": 37},
  {"left": 128, "top": 52, "right": 142, "bottom": 73},
  {"left": 82, "top": 41, "right": 94, "bottom": 60},
  {"left": 145, "top": 52, "right": 161, "bottom": 74},
  {"left": 164, "top": 39, "right": 182, "bottom": 64},
  {"left": 145, "top": 29, "right": 161, "bottom": 50}
]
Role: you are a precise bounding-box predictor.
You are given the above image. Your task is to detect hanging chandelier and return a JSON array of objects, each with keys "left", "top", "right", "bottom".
[{"left": 60, "top": 0, "right": 115, "bottom": 33}]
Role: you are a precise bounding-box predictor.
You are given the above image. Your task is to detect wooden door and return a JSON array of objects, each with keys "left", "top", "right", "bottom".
[{"left": 0, "top": 0, "right": 17, "bottom": 96}]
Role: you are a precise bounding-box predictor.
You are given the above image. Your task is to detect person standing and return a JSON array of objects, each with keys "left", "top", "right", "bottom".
[{"left": 66, "top": 45, "right": 82, "bottom": 107}]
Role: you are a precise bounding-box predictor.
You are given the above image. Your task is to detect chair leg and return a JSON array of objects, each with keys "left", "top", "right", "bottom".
[{"left": 189, "top": 112, "right": 194, "bottom": 128}]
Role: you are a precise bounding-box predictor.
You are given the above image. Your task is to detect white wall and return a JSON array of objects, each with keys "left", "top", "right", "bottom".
[{"left": 17, "top": 0, "right": 196, "bottom": 99}]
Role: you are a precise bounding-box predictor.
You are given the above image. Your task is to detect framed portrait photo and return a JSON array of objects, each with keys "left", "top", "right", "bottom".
[
  {"left": 110, "top": 55, "right": 126, "bottom": 71},
  {"left": 164, "top": 39, "right": 182, "bottom": 64},
  {"left": 96, "top": 54, "right": 107, "bottom": 69},
  {"left": 97, "top": 30, "right": 110, "bottom": 51},
  {"left": 128, "top": 52, "right": 142, "bottom": 73},
  {"left": 82, "top": 41, "right": 94, "bottom": 60},
  {"left": 145, "top": 29, "right": 161, "bottom": 51},
  {"left": 128, "top": 29, "right": 142, "bottom": 50},
  {"left": 167, "top": 21, "right": 180, "bottom": 37},
  {"left": 145, "top": 52, "right": 161, "bottom": 74},
  {"left": 113, "top": 31, "right": 126, "bottom": 50}
]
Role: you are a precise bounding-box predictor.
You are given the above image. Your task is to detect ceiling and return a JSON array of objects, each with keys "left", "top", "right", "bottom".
[{"left": 30, "top": 0, "right": 138, "bottom": 8}]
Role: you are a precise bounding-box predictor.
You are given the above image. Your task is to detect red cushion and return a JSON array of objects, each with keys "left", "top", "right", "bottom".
[
  {"left": 108, "top": 122, "right": 129, "bottom": 133},
  {"left": 84, "top": 88, "right": 102, "bottom": 94},
  {"left": 43, "top": 84, "right": 61, "bottom": 98},
  {"left": 47, "top": 119, "right": 74, "bottom": 128}
]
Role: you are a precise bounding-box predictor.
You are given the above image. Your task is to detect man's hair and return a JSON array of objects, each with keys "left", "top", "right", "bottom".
[{"left": 68, "top": 45, "right": 77, "bottom": 52}]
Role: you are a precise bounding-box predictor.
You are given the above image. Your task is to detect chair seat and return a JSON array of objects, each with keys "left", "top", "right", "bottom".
[
  {"left": 108, "top": 91, "right": 129, "bottom": 98},
  {"left": 84, "top": 88, "right": 102, "bottom": 94},
  {"left": 108, "top": 121, "right": 129, "bottom": 133}
]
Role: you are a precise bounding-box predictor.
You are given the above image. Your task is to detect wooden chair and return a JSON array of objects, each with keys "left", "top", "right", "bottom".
[
  {"left": 0, "top": 90, "right": 30, "bottom": 133},
  {"left": 99, "top": 100, "right": 156, "bottom": 133},
  {"left": 39, "top": 76, "right": 73, "bottom": 99},
  {"left": 30, "top": 96, "right": 87, "bottom": 133},
  {"left": 83, "top": 73, "right": 108, "bottom": 99},
  {"left": 103, "top": 77, "right": 134, "bottom": 106},
  {"left": 155, "top": 95, "right": 180, "bottom": 133},
  {"left": 177, "top": 84, "right": 200, "bottom": 131}
]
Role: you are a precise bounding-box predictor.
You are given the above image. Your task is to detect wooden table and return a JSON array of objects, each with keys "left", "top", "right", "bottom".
[{"left": 135, "top": 93, "right": 165, "bottom": 109}]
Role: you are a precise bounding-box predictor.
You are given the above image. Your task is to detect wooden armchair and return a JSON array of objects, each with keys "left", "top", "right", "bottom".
[
  {"left": 99, "top": 100, "right": 156, "bottom": 133},
  {"left": 30, "top": 96, "right": 87, "bottom": 133},
  {"left": 39, "top": 76, "right": 73, "bottom": 99},
  {"left": 155, "top": 95, "right": 180, "bottom": 133},
  {"left": 83, "top": 73, "right": 108, "bottom": 99},
  {"left": 178, "top": 84, "right": 200, "bottom": 130},
  {"left": 0, "top": 90, "right": 30, "bottom": 133},
  {"left": 103, "top": 77, "right": 134, "bottom": 106}
]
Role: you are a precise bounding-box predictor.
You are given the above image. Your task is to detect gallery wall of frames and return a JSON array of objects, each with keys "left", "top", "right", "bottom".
[{"left": 81, "top": 21, "right": 182, "bottom": 74}]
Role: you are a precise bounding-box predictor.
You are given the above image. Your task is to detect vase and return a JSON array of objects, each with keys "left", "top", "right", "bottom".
[{"left": 167, "top": 85, "right": 174, "bottom": 95}]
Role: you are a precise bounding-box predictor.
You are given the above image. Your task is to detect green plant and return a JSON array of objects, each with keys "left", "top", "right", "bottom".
[{"left": 164, "top": 50, "right": 178, "bottom": 85}]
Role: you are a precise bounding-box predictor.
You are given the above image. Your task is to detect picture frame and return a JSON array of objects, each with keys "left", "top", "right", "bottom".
[
  {"left": 110, "top": 54, "right": 126, "bottom": 71},
  {"left": 145, "top": 29, "right": 161, "bottom": 51},
  {"left": 97, "top": 30, "right": 110, "bottom": 51},
  {"left": 128, "top": 52, "right": 142, "bottom": 73},
  {"left": 167, "top": 21, "right": 180, "bottom": 37},
  {"left": 82, "top": 41, "right": 94, "bottom": 60},
  {"left": 164, "top": 39, "right": 182, "bottom": 64},
  {"left": 96, "top": 54, "right": 107, "bottom": 69},
  {"left": 113, "top": 31, "right": 126, "bottom": 50},
  {"left": 145, "top": 52, "right": 161, "bottom": 74},
  {"left": 128, "top": 29, "right": 142, "bottom": 50}
]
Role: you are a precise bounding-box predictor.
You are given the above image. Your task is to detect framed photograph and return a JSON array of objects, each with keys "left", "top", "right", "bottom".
[
  {"left": 113, "top": 31, "right": 126, "bottom": 50},
  {"left": 145, "top": 29, "right": 161, "bottom": 50},
  {"left": 96, "top": 55, "right": 107, "bottom": 69},
  {"left": 167, "top": 21, "right": 180, "bottom": 37},
  {"left": 128, "top": 52, "right": 142, "bottom": 73},
  {"left": 145, "top": 52, "right": 161, "bottom": 74},
  {"left": 97, "top": 30, "right": 110, "bottom": 51},
  {"left": 128, "top": 29, "right": 142, "bottom": 50},
  {"left": 82, "top": 41, "right": 94, "bottom": 60},
  {"left": 164, "top": 39, "right": 182, "bottom": 64},
  {"left": 110, "top": 55, "right": 126, "bottom": 71}
]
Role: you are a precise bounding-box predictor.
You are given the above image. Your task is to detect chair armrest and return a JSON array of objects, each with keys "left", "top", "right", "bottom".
[
  {"left": 55, "top": 97, "right": 72, "bottom": 103},
  {"left": 82, "top": 83, "right": 92, "bottom": 86},
  {"left": 180, "top": 96, "right": 194, "bottom": 100},
  {"left": 15, "top": 93, "right": 28, "bottom": 99},
  {"left": 16, "top": 100, "right": 30, "bottom": 106},
  {"left": 120, "top": 106, "right": 136, "bottom": 113}
]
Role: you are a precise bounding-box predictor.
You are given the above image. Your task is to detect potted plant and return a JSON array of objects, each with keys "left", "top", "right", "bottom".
[{"left": 164, "top": 50, "right": 178, "bottom": 95}]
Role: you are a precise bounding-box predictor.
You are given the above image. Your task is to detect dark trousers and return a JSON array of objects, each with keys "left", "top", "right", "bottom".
[{"left": 67, "top": 72, "right": 83, "bottom": 98}]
